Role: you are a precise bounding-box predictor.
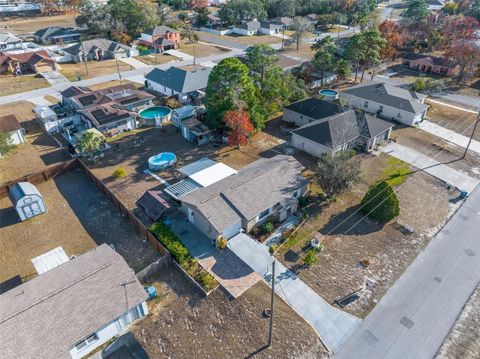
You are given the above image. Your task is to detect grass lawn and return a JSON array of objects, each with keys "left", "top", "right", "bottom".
[
  {"left": 134, "top": 53, "right": 178, "bottom": 66},
  {"left": 179, "top": 42, "right": 230, "bottom": 56},
  {"left": 0, "top": 14, "right": 76, "bottom": 34},
  {"left": 279, "top": 42, "right": 314, "bottom": 60},
  {"left": 223, "top": 33, "right": 282, "bottom": 45},
  {"left": 59, "top": 60, "right": 133, "bottom": 82},
  {"left": 378, "top": 156, "right": 411, "bottom": 187},
  {"left": 0, "top": 74, "right": 50, "bottom": 96}
]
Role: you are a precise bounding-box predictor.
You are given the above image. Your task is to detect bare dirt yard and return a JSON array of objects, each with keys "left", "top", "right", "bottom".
[
  {"left": 275, "top": 150, "right": 461, "bottom": 319},
  {"left": 59, "top": 60, "right": 133, "bottom": 82},
  {"left": 223, "top": 33, "right": 282, "bottom": 45},
  {"left": 279, "top": 43, "right": 314, "bottom": 60},
  {"left": 0, "top": 169, "right": 160, "bottom": 293},
  {"left": 179, "top": 41, "right": 230, "bottom": 57},
  {"left": 0, "top": 101, "right": 69, "bottom": 184},
  {"left": 88, "top": 124, "right": 284, "bottom": 210},
  {"left": 0, "top": 74, "right": 50, "bottom": 96},
  {"left": 436, "top": 285, "right": 480, "bottom": 359},
  {"left": 134, "top": 53, "right": 178, "bottom": 66},
  {"left": 0, "top": 14, "right": 77, "bottom": 34},
  {"left": 131, "top": 266, "right": 328, "bottom": 358}
]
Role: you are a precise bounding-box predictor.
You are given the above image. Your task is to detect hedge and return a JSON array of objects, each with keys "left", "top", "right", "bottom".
[{"left": 149, "top": 223, "right": 218, "bottom": 292}]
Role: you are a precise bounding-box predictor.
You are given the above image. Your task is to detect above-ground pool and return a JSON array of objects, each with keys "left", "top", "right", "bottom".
[
  {"left": 148, "top": 152, "right": 177, "bottom": 171},
  {"left": 139, "top": 106, "right": 172, "bottom": 127},
  {"left": 319, "top": 89, "right": 339, "bottom": 101}
]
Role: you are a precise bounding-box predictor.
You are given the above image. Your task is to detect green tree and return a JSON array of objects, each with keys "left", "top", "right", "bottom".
[
  {"left": 291, "top": 16, "right": 312, "bottom": 50},
  {"left": 267, "top": 0, "right": 295, "bottom": 18},
  {"left": 0, "top": 132, "right": 14, "bottom": 157},
  {"left": 245, "top": 44, "right": 278, "bottom": 82},
  {"left": 345, "top": 33, "right": 366, "bottom": 83},
  {"left": 303, "top": 249, "right": 318, "bottom": 266},
  {"left": 402, "top": 0, "right": 429, "bottom": 25},
  {"left": 205, "top": 58, "right": 264, "bottom": 129},
  {"left": 77, "top": 131, "right": 103, "bottom": 162},
  {"left": 361, "top": 181, "right": 400, "bottom": 222},
  {"left": 315, "top": 151, "right": 361, "bottom": 197},
  {"left": 311, "top": 36, "right": 339, "bottom": 86},
  {"left": 335, "top": 59, "right": 352, "bottom": 80},
  {"left": 360, "top": 29, "right": 386, "bottom": 81}
]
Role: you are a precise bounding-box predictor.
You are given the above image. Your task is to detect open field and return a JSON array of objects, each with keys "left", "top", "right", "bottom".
[
  {"left": 179, "top": 41, "right": 230, "bottom": 56},
  {"left": 275, "top": 152, "right": 460, "bottom": 318},
  {"left": 0, "top": 169, "right": 160, "bottom": 292},
  {"left": 223, "top": 33, "right": 281, "bottom": 45},
  {"left": 88, "top": 124, "right": 284, "bottom": 210},
  {"left": 0, "top": 14, "right": 77, "bottom": 34},
  {"left": 0, "top": 101, "right": 69, "bottom": 183},
  {"left": 134, "top": 53, "right": 178, "bottom": 66},
  {"left": 425, "top": 100, "right": 480, "bottom": 142},
  {"left": 0, "top": 74, "right": 50, "bottom": 96},
  {"left": 132, "top": 266, "right": 328, "bottom": 358},
  {"left": 279, "top": 42, "right": 314, "bottom": 60},
  {"left": 59, "top": 60, "right": 133, "bottom": 81}
]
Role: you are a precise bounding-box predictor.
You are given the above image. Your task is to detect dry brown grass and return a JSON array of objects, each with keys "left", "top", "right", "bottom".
[
  {"left": 0, "top": 74, "right": 50, "bottom": 96},
  {"left": 223, "top": 33, "right": 282, "bottom": 45},
  {"left": 279, "top": 42, "right": 314, "bottom": 60},
  {"left": 134, "top": 53, "right": 178, "bottom": 66},
  {"left": 0, "top": 14, "right": 77, "bottom": 34},
  {"left": 59, "top": 60, "right": 133, "bottom": 81},
  {"left": 88, "top": 79, "right": 139, "bottom": 91},
  {"left": 179, "top": 42, "right": 230, "bottom": 57}
]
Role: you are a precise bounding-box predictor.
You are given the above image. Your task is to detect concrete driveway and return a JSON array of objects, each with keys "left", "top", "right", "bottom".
[
  {"left": 335, "top": 185, "right": 480, "bottom": 359},
  {"left": 381, "top": 142, "right": 479, "bottom": 193},
  {"left": 170, "top": 218, "right": 260, "bottom": 298},
  {"left": 228, "top": 233, "right": 361, "bottom": 353}
]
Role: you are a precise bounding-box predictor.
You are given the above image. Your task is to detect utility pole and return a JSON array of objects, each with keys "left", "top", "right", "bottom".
[
  {"left": 115, "top": 57, "right": 123, "bottom": 85},
  {"left": 80, "top": 37, "right": 89, "bottom": 77},
  {"left": 462, "top": 111, "right": 480, "bottom": 159},
  {"left": 267, "top": 260, "right": 275, "bottom": 348}
]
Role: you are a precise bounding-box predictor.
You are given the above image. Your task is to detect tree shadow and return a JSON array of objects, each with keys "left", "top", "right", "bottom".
[
  {"left": 0, "top": 206, "right": 19, "bottom": 228},
  {"left": 320, "top": 204, "right": 384, "bottom": 236}
]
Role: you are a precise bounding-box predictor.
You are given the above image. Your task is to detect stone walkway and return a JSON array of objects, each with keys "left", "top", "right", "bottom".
[
  {"left": 381, "top": 142, "right": 479, "bottom": 193},
  {"left": 228, "top": 233, "right": 361, "bottom": 353}
]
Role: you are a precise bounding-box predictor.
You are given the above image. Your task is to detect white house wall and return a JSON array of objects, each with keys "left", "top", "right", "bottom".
[
  {"left": 146, "top": 79, "right": 181, "bottom": 97},
  {"left": 290, "top": 133, "right": 331, "bottom": 157},
  {"left": 9, "top": 129, "right": 25, "bottom": 145},
  {"left": 283, "top": 108, "right": 317, "bottom": 127},
  {"left": 342, "top": 93, "right": 421, "bottom": 126}
]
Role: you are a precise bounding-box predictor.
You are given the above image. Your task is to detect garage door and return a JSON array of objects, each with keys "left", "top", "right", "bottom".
[{"left": 222, "top": 221, "right": 242, "bottom": 239}]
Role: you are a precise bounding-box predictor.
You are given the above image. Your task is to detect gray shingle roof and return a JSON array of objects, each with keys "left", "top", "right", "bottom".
[
  {"left": 34, "top": 27, "right": 79, "bottom": 40},
  {"left": 342, "top": 82, "right": 429, "bottom": 114},
  {"left": 235, "top": 21, "right": 261, "bottom": 31},
  {"left": 0, "top": 32, "right": 21, "bottom": 44},
  {"left": 0, "top": 244, "right": 147, "bottom": 359},
  {"left": 143, "top": 25, "right": 178, "bottom": 36},
  {"left": 181, "top": 155, "right": 307, "bottom": 232},
  {"left": 284, "top": 97, "right": 344, "bottom": 120},
  {"left": 63, "top": 38, "right": 130, "bottom": 56},
  {"left": 292, "top": 110, "right": 393, "bottom": 149},
  {"left": 145, "top": 65, "right": 212, "bottom": 94}
]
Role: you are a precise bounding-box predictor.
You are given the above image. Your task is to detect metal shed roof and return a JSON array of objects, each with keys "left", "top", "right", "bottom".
[
  {"left": 164, "top": 178, "right": 200, "bottom": 200},
  {"left": 9, "top": 182, "right": 42, "bottom": 204},
  {"left": 178, "top": 157, "right": 217, "bottom": 176},
  {"left": 31, "top": 247, "right": 69, "bottom": 275},
  {"left": 189, "top": 162, "right": 237, "bottom": 187}
]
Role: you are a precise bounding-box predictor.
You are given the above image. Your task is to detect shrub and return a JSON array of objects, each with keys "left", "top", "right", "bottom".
[
  {"left": 410, "top": 78, "right": 445, "bottom": 94},
  {"left": 263, "top": 221, "right": 274, "bottom": 234},
  {"left": 150, "top": 223, "right": 190, "bottom": 265},
  {"left": 360, "top": 258, "right": 370, "bottom": 268},
  {"left": 361, "top": 181, "right": 400, "bottom": 222},
  {"left": 113, "top": 167, "right": 126, "bottom": 178},
  {"left": 303, "top": 249, "right": 318, "bottom": 266},
  {"left": 217, "top": 237, "right": 227, "bottom": 250},
  {"left": 165, "top": 97, "right": 181, "bottom": 109},
  {"left": 298, "top": 196, "right": 310, "bottom": 208},
  {"left": 194, "top": 271, "right": 217, "bottom": 292}
]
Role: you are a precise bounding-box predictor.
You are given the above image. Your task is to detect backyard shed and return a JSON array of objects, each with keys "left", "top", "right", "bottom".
[
  {"left": 136, "top": 190, "right": 172, "bottom": 221},
  {"left": 8, "top": 182, "right": 47, "bottom": 221}
]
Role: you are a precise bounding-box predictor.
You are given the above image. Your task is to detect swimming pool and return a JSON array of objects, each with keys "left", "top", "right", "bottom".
[
  {"left": 319, "top": 89, "right": 339, "bottom": 101},
  {"left": 139, "top": 106, "right": 172, "bottom": 127},
  {"left": 148, "top": 152, "right": 177, "bottom": 171}
]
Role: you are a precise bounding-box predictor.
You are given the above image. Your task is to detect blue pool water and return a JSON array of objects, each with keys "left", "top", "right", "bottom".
[
  {"left": 148, "top": 152, "right": 177, "bottom": 171},
  {"left": 319, "top": 89, "right": 339, "bottom": 96},
  {"left": 139, "top": 106, "right": 172, "bottom": 119}
]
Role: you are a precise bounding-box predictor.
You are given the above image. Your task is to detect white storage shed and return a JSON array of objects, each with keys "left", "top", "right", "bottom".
[{"left": 8, "top": 182, "right": 47, "bottom": 221}]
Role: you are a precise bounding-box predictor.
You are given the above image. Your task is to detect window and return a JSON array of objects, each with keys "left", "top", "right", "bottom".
[
  {"left": 257, "top": 208, "right": 271, "bottom": 221},
  {"left": 75, "top": 333, "right": 99, "bottom": 351},
  {"left": 364, "top": 101, "right": 369, "bottom": 108}
]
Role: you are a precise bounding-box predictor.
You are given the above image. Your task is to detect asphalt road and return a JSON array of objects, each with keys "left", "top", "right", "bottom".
[{"left": 335, "top": 184, "right": 480, "bottom": 359}]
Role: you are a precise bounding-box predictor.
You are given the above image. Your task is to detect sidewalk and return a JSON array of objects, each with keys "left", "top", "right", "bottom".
[
  {"left": 335, "top": 185, "right": 480, "bottom": 359},
  {"left": 119, "top": 57, "right": 149, "bottom": 69},
  {"left": 228, "top": 233, "right": 361, "bottom": 353},
  {"left": 418, "top": 120, "right": 480, "bottom": 156},
  {"left": 381, "top": 142, "right": 479, "bottom": 193}
]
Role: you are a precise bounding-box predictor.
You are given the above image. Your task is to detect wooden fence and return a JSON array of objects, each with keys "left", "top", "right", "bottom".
[{"left": 0, "top": 160, "right": 79, "bottom": 198}]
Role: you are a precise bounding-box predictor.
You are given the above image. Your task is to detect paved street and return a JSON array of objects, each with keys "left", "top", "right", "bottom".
[
  {"left": 418, "top": 120, "right": 480, "bottom": 156},
  {"left": 381, "top": 142, "right": 479, "bottom": 193},
  {"left": 228, "top": 233, "right": 361, "bottom": 353},
  {"left": 335, "top": 185, "right": 480, "bottom": 359}
]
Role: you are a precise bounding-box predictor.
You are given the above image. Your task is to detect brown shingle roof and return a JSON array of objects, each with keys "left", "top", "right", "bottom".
[{"left": 0, "top": 114, "right": 21, "bottom": 133}]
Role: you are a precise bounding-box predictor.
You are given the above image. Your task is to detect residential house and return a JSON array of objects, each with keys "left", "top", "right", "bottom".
[
  {"left": 0, "top": 114, "right": 25, "bottom": 154},
  {"left": 0, "top": 244, "right": 148, "bottom": 359},
  {"left": 180, "top": 155, "right": 308, "bottom": 241},
  {"left": 0, "top": 32, "right": 22, "bottom": 51},
  {"left": 283, "top": 97, "right": 345, "bottom": 127},
  {"left": 138, "top": 25, "right": 180, "bottom": 52},
  {"left": 60, "top": 84, "right": 154, "bottom": 135},
  {"left": 0, "top": 2, "right": 40, "bottom": 17},
  {"left": 62, "top": 39, "right": 137, "bottom": 63},
  {"left": 0, "top": 50, "right": 57, "bottom": 74},
  {"left": 342, "top": 82, "right": 429, "bottom": 126},
  {"left": 270, "top": 17, "right": 294, "bottom": 30},
  {"left": 259, "top": 21, "right": 283, "bottom": 35},
  {"left": 145, "top": 65, "right": 212, "bottom": 103},
  {"left": 34, "top": 27, "right": 81, "bottom": 45},
  {"left": 233, "top": 21, "right": 261, "bottom": 36},
  {"left": 290, "top": 109, "right": 394, "bottom": 157},
  {"left": 401, "top": 53, "right": 457, "bottom": 76}
]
